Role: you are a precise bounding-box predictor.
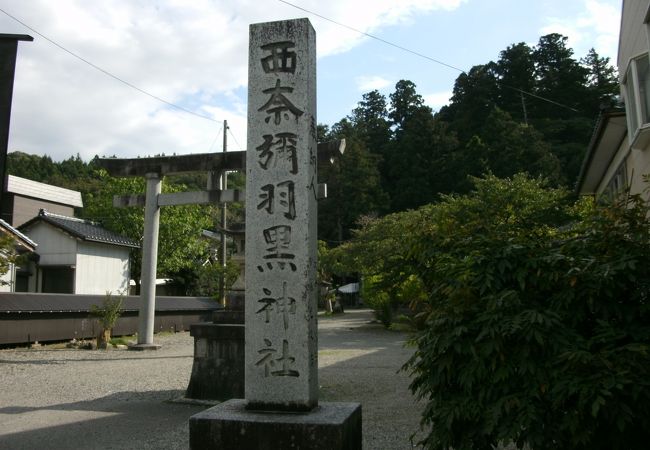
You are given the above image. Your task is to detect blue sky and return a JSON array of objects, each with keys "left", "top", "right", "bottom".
[{"left": 0, "top": 0, "right": 621, "bottom": 161}]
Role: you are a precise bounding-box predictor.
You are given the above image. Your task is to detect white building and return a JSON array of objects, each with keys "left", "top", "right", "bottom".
[
  {"left": 19, "top": 210, "right": 139, "bottom": 295},
  {"left": 577, "top": 1, "right": 650, "bottom": 199}
]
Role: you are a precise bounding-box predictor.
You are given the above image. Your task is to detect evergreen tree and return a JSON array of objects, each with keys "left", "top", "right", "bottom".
[
  {"left": 438, "top": 64, "right": 500, "bottom": 142},
  {"left": 532, "top": 33, "right": 589, "bottom": 118},
  {"left": 318, "top": 119, "right": 387, "bottom": 242},
  {"left": 496, "top": 43, "right": 536, "bottom": 124},
  {"left": 471, "top": 108, "right": 563, "bottom": 184},
  {"left": 350, "top": 90, "right": 393, "bottom": 199},
  {"left": 581, "top": 48, "right": 620, "bottom": 110},
  {"left": 351, "top": 89, "right": 392, "bottom": 154},
  {"left": 389, "top": 79, "right": 429, "bottom": 131},
  {"left": 386, "top": 84, "right": 458, "bottom": 211}
]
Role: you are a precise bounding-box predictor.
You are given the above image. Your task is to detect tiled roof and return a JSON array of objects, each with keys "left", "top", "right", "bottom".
[
  {"left": 5, "top": 175, "right": 83, "bottom": 207},
  {"left": 20, "top": 210, "right": 140, "bottom": 249}
]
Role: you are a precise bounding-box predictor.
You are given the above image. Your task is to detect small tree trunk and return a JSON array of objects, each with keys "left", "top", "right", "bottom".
[{"left": 97, "top": 328, "right": 111, "bottom": 349}]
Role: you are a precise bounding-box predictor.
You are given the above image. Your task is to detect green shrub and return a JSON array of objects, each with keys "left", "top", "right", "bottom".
[
  {"left": 362, "top": 275, "right": 393, "bottom": 327},
  {"left": 90, "top": 292, "right": 124, "bottom": 330},
  {"left": 404, "top": 175, "right": 650, "bottom": 450},
  {"left": 90, "top": 292, "right": 124, "bottom": 349}
]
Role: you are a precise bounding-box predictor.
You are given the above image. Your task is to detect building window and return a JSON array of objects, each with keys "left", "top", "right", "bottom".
[
  {"left": 15, "top": 271, "right": 29, "bottom": 292},
  {"left": 624, "top": 54, "right": 650, "bottom": 144},
  {"left": 41, "top": 266, "right": 75, "bottom": 293},
  {"left": 601, "top": 161, "right": 628, "bottom": 203}
]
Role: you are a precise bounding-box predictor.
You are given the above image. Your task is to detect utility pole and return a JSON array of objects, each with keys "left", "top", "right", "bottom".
[
  {"left": 520, "top": 91, "right": 529, "bottom": 126},
  {"left": 0, "top": 34, "right": 32, "bottom": 212},
  {"left": 220, "top": 120, "right": 228, "bottom": 305}
]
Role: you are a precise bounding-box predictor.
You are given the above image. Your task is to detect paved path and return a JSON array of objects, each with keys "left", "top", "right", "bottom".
[{"left": 0, "top": 309, "right": 423, "bottom": 449}]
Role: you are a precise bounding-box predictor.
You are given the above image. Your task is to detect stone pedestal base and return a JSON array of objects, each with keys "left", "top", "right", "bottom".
[
  {"left": 185, "top": 322, "right": 245, "bottom": 400},
  {"left": 128, "top": 343, "right": 162, "bottom": 351},
  {"left": 189, "top": 399, "right": 362, "bottom": 450}
]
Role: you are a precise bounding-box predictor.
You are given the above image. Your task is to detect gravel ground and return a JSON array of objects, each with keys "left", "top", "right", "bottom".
[{"left": 0, "top": 309, "right": 424, "bottom": 449}]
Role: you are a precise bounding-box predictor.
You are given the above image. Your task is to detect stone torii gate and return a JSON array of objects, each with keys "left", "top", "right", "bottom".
[{"left": 97, "top": 140, "right": 344, "bottom": 349}]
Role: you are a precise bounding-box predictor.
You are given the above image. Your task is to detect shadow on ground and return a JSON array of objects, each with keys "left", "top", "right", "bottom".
[
  {"left": 0, "top": 389, "right": 203, "bottom": 450},
  {"left": 0, "top": 310, "right": 423, "bottom": 450}
]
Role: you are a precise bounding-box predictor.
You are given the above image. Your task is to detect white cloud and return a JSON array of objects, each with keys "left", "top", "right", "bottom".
[
  {"left": 540, "top": 0, "right": 620, "bottom": 60},
  {"left": 311, "top": 0, "right": 468, "bottom": 56},
  {"left": 0, "top": 0, "right": 466, "bottom": 161},
  {"left": 355, "top": 75, "right": 392, "bottom": 91},
  {"left": 424, "top": 91, "right": 453, "bottom": 110}
]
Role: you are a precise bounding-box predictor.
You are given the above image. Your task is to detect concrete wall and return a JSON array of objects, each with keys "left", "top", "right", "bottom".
[
  {"left": 0, "top": 311, "right": 213, "bottom": 345},
  {"left": 75, "top": 241, "right": 130, "bottom": 295},
  {"left": 11, "top": 196, "right": 74, "bottom": 227}
]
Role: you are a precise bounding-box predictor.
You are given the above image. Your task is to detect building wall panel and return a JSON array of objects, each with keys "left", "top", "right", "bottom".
[
  {"left": 24, "top": 223, "right": 77, "bottom": 266},
  {"left": 76, "top": 241, "right": 131, "bottom": 295},
  {"left": 618, "top": 1, "right": 649, "bottom": 70},
  {"left": 11, "top": 196, "right": 74, "bottom": 227}
]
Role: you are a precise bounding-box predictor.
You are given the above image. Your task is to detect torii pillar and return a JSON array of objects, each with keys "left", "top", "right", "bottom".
[
  {"left": 98, "top": 142, "right": 342, "bottom": 349},
  {"left": 98, "top": 152, "right": 246, "bottom": 349},
  {"left": 137, "top": 172, "right": 162, "bottom": 349}
]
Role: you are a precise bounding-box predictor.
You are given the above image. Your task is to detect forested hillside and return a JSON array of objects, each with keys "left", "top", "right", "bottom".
[{"left": 318, "top": 33, "right": 618, "bottom": 242}]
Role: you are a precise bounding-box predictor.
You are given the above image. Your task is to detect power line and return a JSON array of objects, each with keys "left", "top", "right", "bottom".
[
  {"left": 227, "top": 127, "right": 243, "bottom": 151},
  {"left": 207, "top": 125, "right": 224, "bottom": 153},
  {"left": 277, "top": 0, "right": 464, "bottom": 73},
  {"left": 0, "top": 7, "right": 221, "bottom": 124},
  {"left": 277, "top": 0, "right": 581, "bottom": 113}
]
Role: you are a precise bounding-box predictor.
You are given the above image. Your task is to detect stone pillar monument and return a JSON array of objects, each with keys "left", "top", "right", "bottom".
[
  {"left": 189, "top": 18, "right": 361, "bottom": 449},
  {"left": 245, "top": 17, "right": 318, "bottom": 412}
]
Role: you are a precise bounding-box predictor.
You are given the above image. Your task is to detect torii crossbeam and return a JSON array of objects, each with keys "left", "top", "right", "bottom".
[{"left": 96, "top": 139, "right": 344, "bottom": 349}]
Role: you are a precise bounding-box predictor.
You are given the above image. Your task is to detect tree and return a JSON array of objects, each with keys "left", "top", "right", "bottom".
[
  {"left": 389, "top": 79, "right": 429, "bottom": 131},
  {"left": 383, "top": 80, "right": 463, "bottom": 211},
  {"left": 325, "top": 208, "right": 429, "bottom": 327},
  {"left": 532, "top": 33, "right": 589, "bottom": 119},
  {"left": 466, "top": 107, "right": 563, "bottom": 185},
  {"left": 82, "top": 171, "right": 214, "bottom": 288},
  {"left": 401, "top": 175, "right": 650, "bottom": 450},
  {"left": 495, "top": 43, "right": 536, "bottom": 124},
  {"left": 581, "top": 48, "right": 620, "bottom": 111},
  {"left": 185, "top": 259, "right": 241, "bottom": 300},
  {"left": 318, "top": 119, "right": 387, "bottom": 242},
  {"left": 439, "top": 64, "right": 500, "bottom": 142},
  {"left": 350, "top": 90, "right": 393, "bottom": 192},
  {"left": 385, "top": 109, "right": 459, "bottom": 210},
  {"left": 351, "top": 89, "right": 392, "bottom": 156},
  {"left": 0, "top": 233, "right": 20, "bottom": 286}
]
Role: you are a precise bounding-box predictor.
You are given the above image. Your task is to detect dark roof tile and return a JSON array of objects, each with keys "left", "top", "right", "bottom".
[{"left": 20, "top": 210, "right": 140, "bottom": 248}]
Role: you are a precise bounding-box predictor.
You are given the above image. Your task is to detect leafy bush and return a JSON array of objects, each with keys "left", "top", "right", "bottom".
[
  {"left": 91, "top": 292, "right": 124, "bottom": 330},
  {"left": 404, "top": 175, "right": 650, "bottom": 450},
  {"left": 362, "top": 275, "right": 393, "bottom": 327},
  {"left": 326, "top": 214, "right": 429, "bottom": 326}
]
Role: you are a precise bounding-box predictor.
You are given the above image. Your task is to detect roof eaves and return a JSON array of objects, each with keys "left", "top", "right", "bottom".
[
  {"left": 575, "top": 109, "right": 626, "bottom": 194},
  {"left": 0, "top": 218, "right": 37, "bottom": 250}
]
